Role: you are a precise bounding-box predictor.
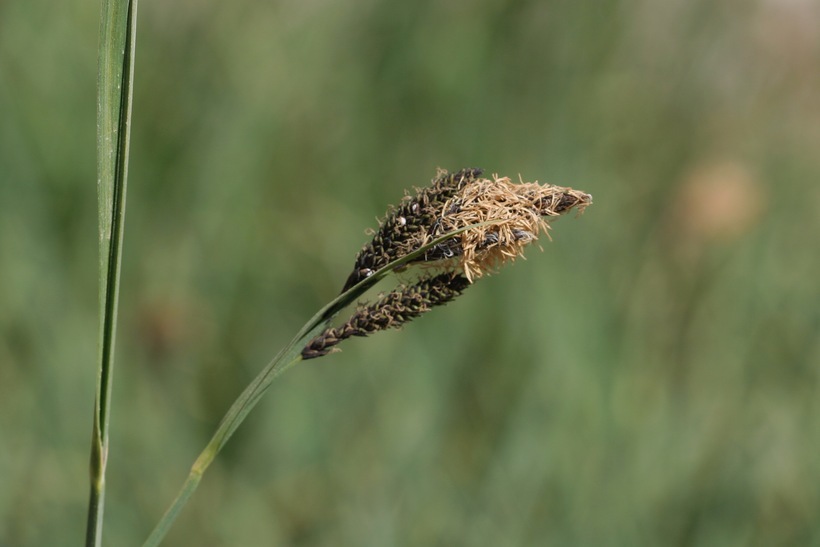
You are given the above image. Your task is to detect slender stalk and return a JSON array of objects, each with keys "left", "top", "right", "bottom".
[
  {"left": 142, "top": 224, "right": 491, "bottom": 546},
  {"left": 86, "top": 0, "right": 139, "bottom": 545}
]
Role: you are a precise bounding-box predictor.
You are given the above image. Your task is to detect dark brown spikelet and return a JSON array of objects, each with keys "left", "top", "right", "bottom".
[
  {"left": 304, "top": 272, "right": 470, "bottom": 359},
  {"left": 341, "top": 168, "right": 483, "bottom": 292}
]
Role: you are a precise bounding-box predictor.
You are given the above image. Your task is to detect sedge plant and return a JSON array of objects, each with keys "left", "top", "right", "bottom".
[
  {"left": 89, "top": 1, "right": 592, "bottom": 545},
  {"left": 142, "top": 168, "right": 591, "bottom": 545}
]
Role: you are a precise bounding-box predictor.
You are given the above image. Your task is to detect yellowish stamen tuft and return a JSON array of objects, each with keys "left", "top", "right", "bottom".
[{"left": 437, "top": 175, "right": 592, "bottom": 281}]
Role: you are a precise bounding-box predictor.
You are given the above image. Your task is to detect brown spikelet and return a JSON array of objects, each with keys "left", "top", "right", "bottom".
[
  {"left": 303, "top": 272, "right": 470, "bottom": 359},
  {"left": 340, "top": 169, "right": 591, "bottom": 288},
  {"left": 341, "top": 168, "right": 483, "bottom": 292}
]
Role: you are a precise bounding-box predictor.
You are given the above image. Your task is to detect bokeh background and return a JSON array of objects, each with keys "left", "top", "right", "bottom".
[{"left": 2, "top": 0, "right": 819, "bottom": 545}]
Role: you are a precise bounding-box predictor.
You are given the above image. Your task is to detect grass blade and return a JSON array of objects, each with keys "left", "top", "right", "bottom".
[{"left": 86, "top": 0, "right": 139, "bottom": 545}]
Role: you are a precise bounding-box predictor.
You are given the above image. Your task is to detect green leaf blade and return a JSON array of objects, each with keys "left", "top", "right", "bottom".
[{"left": 86, "top": 0, "right": 139, "bottom": 546}]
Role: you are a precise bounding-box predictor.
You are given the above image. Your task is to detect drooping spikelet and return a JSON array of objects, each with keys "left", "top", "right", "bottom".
[{"left": 303, "top": 272, "right": 470, "bottom": 359}]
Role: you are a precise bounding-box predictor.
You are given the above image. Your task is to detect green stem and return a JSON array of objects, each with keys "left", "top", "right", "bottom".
[
  {"left": 86, "top": 0, "right": 138, "bottom": 545},
  {"left": 142, "top": 223, "right": 493, "bottom": 546},
  {"left": 142, "top": 352, "right": 302, "bottom": 547}
]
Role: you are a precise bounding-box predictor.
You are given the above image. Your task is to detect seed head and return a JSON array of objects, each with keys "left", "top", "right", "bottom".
[
  {"left": 311, "top": 168, "right": 592, "bottom": 360},
  {"left": 342, "top": 169, "right": 591, "bottom": 288}
]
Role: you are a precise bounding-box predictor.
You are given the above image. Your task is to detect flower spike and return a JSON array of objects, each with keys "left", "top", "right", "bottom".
[{"left": 306, "top": 168, "right": 592, "bottom": 359}]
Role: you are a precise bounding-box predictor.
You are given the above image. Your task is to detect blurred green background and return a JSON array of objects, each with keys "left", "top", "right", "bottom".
[{"left": 2, "top": 0, "right": 819, "bottom": 545}]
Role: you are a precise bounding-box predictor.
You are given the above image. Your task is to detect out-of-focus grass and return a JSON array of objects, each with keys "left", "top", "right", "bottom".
[{"left": 1, "top": 0, "right": 819, "bottom": 545}]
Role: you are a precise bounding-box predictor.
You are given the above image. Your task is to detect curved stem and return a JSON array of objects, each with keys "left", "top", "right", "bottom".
[
  {"left": 142, "top": 222, "right": 493, "bottom": 546},
  {"left": 141, "top": 357, "right": 300, "bottom": 547}
]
